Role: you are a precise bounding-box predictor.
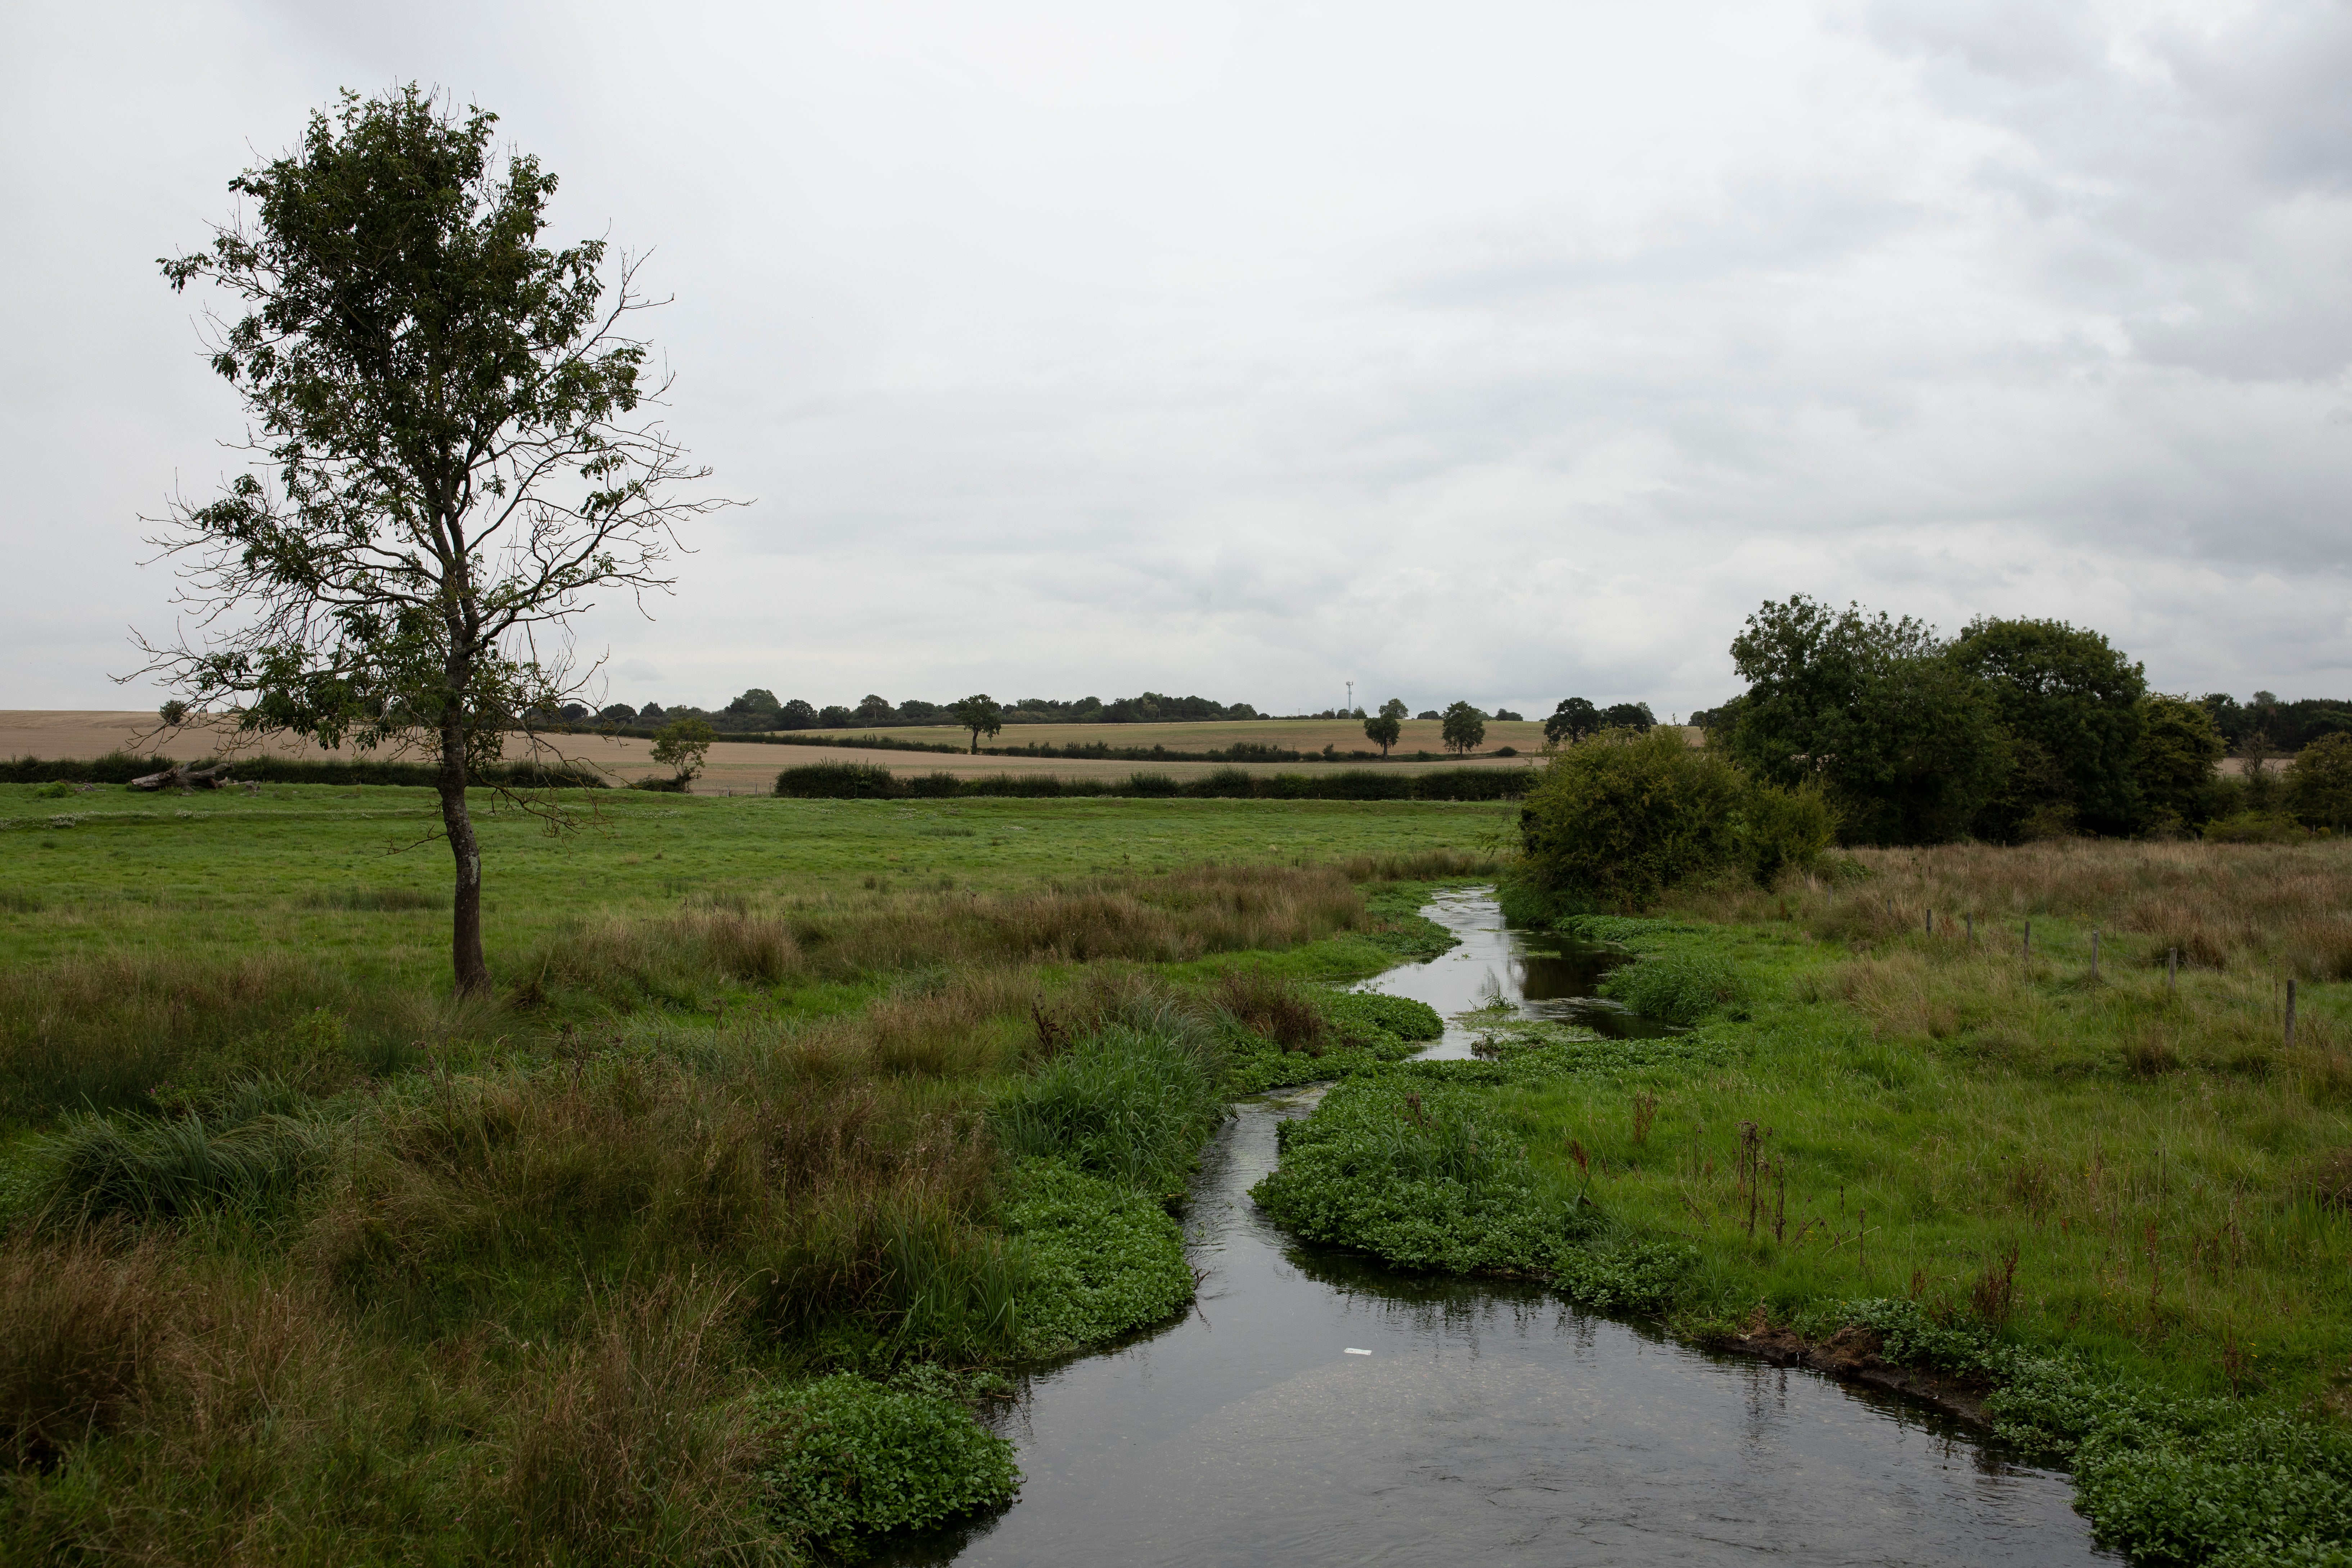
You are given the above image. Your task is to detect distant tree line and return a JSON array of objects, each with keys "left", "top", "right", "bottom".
[
  {"left": 544, "top": 689, "right": 1571, "bottom": 739},
  {"left": 541, "top": 690, "right": 1274, "bottom": 734}
]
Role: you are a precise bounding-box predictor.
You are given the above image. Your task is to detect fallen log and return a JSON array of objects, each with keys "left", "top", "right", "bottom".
[{"left": 126, "top": 762, "right": 234, "bottom": 792}]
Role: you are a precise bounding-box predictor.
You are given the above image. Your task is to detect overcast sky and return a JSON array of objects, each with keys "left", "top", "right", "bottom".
[{"left": 6, "top": 0, "right": 2350, "bottom": 719}]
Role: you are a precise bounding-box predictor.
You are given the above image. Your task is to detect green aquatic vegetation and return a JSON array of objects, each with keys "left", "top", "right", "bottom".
[
  {"left": 1219, "top": 986, "right": 1444, "bottom": 1094},
  {"left": 1252, "top": 1080, "right": 1592, "bottom": 1274},
  {"left": 757, "top": 1373, "right": 1020, "bottom": 1550},
  {"left": 1002, "top": 1160, "right": 1194, "bottom": 1357}
]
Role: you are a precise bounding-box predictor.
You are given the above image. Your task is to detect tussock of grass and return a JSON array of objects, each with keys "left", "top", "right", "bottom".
[{"left": 992, "top": 1007, "right": 1227, "bottom": 1193}]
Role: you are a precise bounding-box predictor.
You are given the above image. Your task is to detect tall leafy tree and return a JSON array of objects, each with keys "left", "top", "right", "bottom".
[
  {"left": 140, "top": 87, "right": 724, "bottom": 992},
  {"left": 1948, "top": 617, "right": 2147, "bottom": 837},
  {"left": 2288, "top": 734, "right": 2352, "bottom": 830},
  {"left": 951, "top": 694, "right": 1004, "bottom": 753},
  {"left": 1440, "top": 701, "right": 1487, "bottom": 755},
  {"left": 2133, "top": 695, "right": 2226, "bottom": 832},
  {"left": 1364, "top": 698, "right": 1406, "bottom": 756},
  {"left": 1724, "top": 596, "right": 2008, "bottom": 845},
  {"left": 1602, "top": 701, "right": 1655, "bottom": 733},
  {"left": 1544, "top": 697, "right": 1599, "bottom": 746}
]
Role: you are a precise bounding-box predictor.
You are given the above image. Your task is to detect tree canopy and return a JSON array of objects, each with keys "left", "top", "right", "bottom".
[
  {"left": 1950, "top": 617, "right": 2146, "bottom": 838},
  {"left": 1440, "top": 701, "right": 1487, "bottom": 755},
  {"left": 1722, "top": 596, "right": 2009, "bottom": 845},
  {"left": 1364, "top": 699, "right": 1405, "bottom": 756},
  {"left": 951, "top": 694, "right": 1004, "bottom": 753},
  {"left": 1544, "top": 698, "right": 1600, "bottom": 746},
  {"left": 144, "top": 86, "right": 721, "bottom": 991}
]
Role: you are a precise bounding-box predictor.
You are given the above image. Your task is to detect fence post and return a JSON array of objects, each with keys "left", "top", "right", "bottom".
[
  {"left": 1926, "top": 909, "right": 1934, "bottom": 936},
  {"left": 2286, "top": 979, "right": 2298, "bottom": 1047},
  {"left": 2167, "top": 948, "right": 2177, "bottom": 993},
  {"left": 2091, "top": 929, "right": 2100, "bottom": 982},
  {"left": 2023, "top": 919, "right": 2031, "bottom": 961}
]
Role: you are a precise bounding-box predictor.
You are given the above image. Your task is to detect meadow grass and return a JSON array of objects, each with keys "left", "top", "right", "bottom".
[{"left": 0, "top": 782, "right": 1495, "bottom": 1562}]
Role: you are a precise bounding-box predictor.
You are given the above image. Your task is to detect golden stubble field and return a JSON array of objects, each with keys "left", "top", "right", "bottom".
[{"left": 0, "top": 712, "right": 1578, "bottom": 794}]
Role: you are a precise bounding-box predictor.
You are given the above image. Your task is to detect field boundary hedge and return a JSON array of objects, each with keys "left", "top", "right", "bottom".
[
  {"left": 773, "top": 761, "right": 1532, "bottom": 802},
  {"left": 3, "top": 752, "right": 609, "bottom": 789}
]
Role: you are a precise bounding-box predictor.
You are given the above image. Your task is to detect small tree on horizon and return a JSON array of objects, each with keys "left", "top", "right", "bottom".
[
  {"left": 1441, "top": 701, "right": 1487, "bottom": 755},
  {"left": 952, "top": 693, "right": 1004, "bottom": 754},
  {"left": 650, "top": 716, "right": 714, "bottom": 784},
  {"left": 1364, "top": 697, "right": 1406, "bottom": 757},
  {"left": 138, "top": 86, "right": 727, "bottom": 994}
]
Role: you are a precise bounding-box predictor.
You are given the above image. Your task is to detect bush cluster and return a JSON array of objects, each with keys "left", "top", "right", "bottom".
[{"left": 1512, "top": 727, "right": 1835, "bottom": 911}]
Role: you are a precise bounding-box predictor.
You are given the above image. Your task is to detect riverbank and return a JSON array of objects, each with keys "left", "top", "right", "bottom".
[{"left": 1249, "top": 864, "right": 2352, "bottom": 1565}]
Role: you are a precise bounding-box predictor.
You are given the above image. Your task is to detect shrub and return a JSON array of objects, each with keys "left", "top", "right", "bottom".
[
  {"left": 1182, "top": 766, "right": 1256, "bottom": 798},
  {"left": 2203, "top": 811, "right": 2304, "bottom": 844},
  {"left": 1735, "top": 779, "right": 1837, "bottom": 887},
  {"left": 758, "top": 1373, "right": 1019, "bottom": 1550},
  {"left": 1515, "top": 728, "right": 1747, "bottom": 909}
]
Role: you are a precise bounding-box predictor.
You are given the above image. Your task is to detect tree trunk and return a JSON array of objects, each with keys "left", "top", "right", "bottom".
[
  {"left": 969, "top": 731, "right": 978, "bottom": 755},
  {"left": 438, "top": 721, "right": 492, "bottom": 996}
]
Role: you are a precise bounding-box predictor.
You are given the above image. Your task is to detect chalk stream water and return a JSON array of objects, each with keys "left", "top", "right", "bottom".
[{"left": 905, "top": 890, "right": 2114, "bottom": 1565}]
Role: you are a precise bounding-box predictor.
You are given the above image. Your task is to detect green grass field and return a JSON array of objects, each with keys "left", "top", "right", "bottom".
[
  {"left": 0, "top": 780, "right": 1508, "bottom": 1561},
  {"left": 0, "top": 784, "right": 1513, "bottom": 975},
  {"left": 11, "top": 778, "right": 2352, "bottom": 1564}
]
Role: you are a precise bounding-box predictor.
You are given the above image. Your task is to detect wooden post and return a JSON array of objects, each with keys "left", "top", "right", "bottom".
[
  {"left": 2286, "top": 979, "right": 2298, "bottom": 1046},
  {"left": 2091, "top": 929, "right": 2100, "bottom": 982},
  {"left": 1926, "top": 908, "right": 1934, "bottom": 936},
  {"left": 2167, "top": 948, "right": 2177, "bottom": 993},
  {"left": 2023, "top": 919, "right": 2031, "bottom": 960},
  {"left": 1966, "top": 914, "right": 1974, "bottom": 943}
]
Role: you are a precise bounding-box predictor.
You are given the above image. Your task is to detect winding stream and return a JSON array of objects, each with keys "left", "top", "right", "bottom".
[{"left": 916, "top": 890, "right": 2114, "bottom": 1565}]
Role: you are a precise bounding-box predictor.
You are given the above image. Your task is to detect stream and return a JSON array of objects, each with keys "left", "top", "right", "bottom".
[{"left": 915, "top": 889, "right": 2114, "bottom": 1565}]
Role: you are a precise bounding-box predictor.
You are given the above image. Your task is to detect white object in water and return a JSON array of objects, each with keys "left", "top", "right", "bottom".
[{"left": 1344, "top": 1348, "right": 1371, "bottom": 1355}]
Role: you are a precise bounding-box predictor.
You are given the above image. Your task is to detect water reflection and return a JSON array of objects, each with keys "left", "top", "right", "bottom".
[
  {"left": 896, "top": 890, "right": 2112, "bottom": 1567},
  {"left": 1351, "top": 885, "right": 1672, "bottom": 1055}
]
